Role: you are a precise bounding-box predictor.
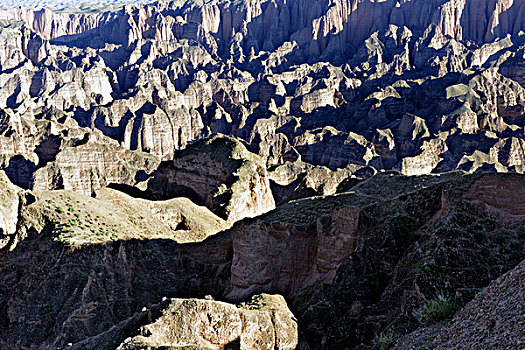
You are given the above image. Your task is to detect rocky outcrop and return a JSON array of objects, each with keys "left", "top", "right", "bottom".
[
  {"left": 294, "top": 172, "right": 525, "bottom": 348},
  {"left": 0, "top": 183, "right": 234, "bottom": 349},
  {"left": 0, "top": 0, "right": 524, "bottom": 187},
  {"left": 0, "top": 171, "right": 20, "bottom": 249},
  {"left": 146, "top": 135, "right": 275, "bottom": 222},
  {"left": 118, "top": 294, "right": 298, "bottom": 350},
  {"left": 211, "top": 171, "right": 524, "bottom": 348},
  {"left": 10, "top": 185, "right": 227, "bottom": 247},
  {"left": 32, "top": 130, "right": 159, "bottom": 196},
  {"left": 268, "top": 160, "right": 376, "bottom": 203},
  {"left": 0, "top": 170, "right": 523, "bottom": 349},
  {"left": 227, "top": 171, "right": 525, "bottom": 299},
  {"left": 95, "top": 187, "right": 229, "bottom": 243}
]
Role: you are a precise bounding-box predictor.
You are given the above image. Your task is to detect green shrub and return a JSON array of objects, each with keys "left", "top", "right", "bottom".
[
  {"left": 416, "top": 295, "right": 458, "bottom": 324},
  {"left": 408, "top": 231, "right": 422, "bottom": 243},
  {"left": 42, "top": 303, "right": 52, "bottom": 313},
  {"left": 375, "top": 330, "right": 399, "bottom": 350},
  {"left": 474, "top": 230, "right": 486, "bottom": 241}
]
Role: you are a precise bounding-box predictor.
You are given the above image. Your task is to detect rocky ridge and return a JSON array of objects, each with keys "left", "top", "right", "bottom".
[
  {"left": 0, "top": 0, "right": 524, "bottom": 349},
  {"left": 0, "top": 170, "right": 523, "bottom": 349},
  {"left": 0, "top": 0, "right": 524, "bottom": 193},
  {"left": 144, "top": 135, "right": 276, "bottom": 223}
]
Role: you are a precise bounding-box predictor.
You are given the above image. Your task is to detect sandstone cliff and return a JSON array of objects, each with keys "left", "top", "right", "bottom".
[
  {"left": 0, "top": 0, "right": 524, "bottom": 187},
  {"left": 145, "top": 135, "right": 276, "bottom": 222},
  {"left": 0, "top": 171, "right": 523, "bottom": 349},
  {"left": 0, "top": 1, "right": 524, "bottom": 349}
]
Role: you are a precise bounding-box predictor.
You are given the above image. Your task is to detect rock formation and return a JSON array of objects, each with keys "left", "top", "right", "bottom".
[
  {"left": 0, "top": 184, "right": 234, "bottom": 349},
  {"left": 117, "top": 294, "right": 298, "bottom": 350},
  {"left": 1, "top": 170, "right": 523, "bottom": 349},
  {"left": 33, "top": 130, "right": 159, "bottom": 196},
  {"left": 145, "top": 135, "right": 276, "bottom": 222},
  {"left": 0, "top": 1, "right": 524, "bottom": 349},
  {"left": 0, "top": 0, "right": 524, "bottom": 191},
  {"left": 0, "top": 171, "right": 20, "bottom": 249}
]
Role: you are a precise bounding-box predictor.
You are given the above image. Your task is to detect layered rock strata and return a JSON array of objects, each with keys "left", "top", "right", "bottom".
[
  {"left": 117, "top": 294, "right": 298, "bottom": 350},
  {"left": 0, "top": 0, "right": 524, "bottom": 191},
  {"left": 0, "top": 171, "right": 523, "bottom": 349},
  {"left": 145, "top": 135, "right": 276, "bottom": 222}
]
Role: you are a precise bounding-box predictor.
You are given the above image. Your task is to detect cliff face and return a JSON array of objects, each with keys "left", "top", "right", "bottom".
[
  {"left": 33, "top": 131, "right": 159, "bottom": 195},
  {"left": 0, "top": 1, "right": 524, "bottom": 349},
  {"left": 3, "top": 0, "right": 524, "bottom": 55},
  {"left": 257, "top": 170, "right": 525, "bottom": 299},
  {"left": 0, "top": 0, "right": 524, "bottom": 190},
  {"left": 0, "top": 171, "right": 523, "bottom": 349},
  {"left": 145, "top": 136, "right": 276, "bottom": 222},
  {"left": 0, "top": 171, "right": 19, "bottom": 249}
]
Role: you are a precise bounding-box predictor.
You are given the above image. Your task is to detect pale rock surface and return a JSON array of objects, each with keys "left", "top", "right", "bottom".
[
  {"left": 0, "top": 0, "right": 523, "bottom": 184},
  {"left": 0, "top": 171, "right": 20, "bottom": 249},
  {"left": 145, "top": 135, "right": 275, "bottom": 223},
  {"left": 33, "top": 130, "right": 159, "bottom": 196},
  {"left": 118, "top": 294, "right": 298, "bottom": 350}
]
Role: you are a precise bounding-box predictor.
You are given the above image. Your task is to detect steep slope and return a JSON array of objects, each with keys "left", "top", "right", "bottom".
[
  {"left": 145, "top": 135, "right": 276, "bottom": 222},
  {"left": 0, "top": 0, "right": 524, "bottom": 189},
  {"left": 0, "top": 185, "right": 234, "bottom": 349},
  {"left": 0, "top": 171, "right": 523, "bottom": 349},
  {"left": 395, "top": 259, "right": 525, "bottom": 349},
  {"left": 0, "top": 171, "right": 20, "bottom": 250},
  {"left": 0, "top": 1, "right": 524, "bottom": 349},
  {"left": 227, "top": 171, "right": 525, "bottom": 348}
]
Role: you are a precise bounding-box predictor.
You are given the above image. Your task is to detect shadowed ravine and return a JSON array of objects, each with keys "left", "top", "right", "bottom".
[{"left": 0, "top": 0, "right": 524, "bottom": 349}]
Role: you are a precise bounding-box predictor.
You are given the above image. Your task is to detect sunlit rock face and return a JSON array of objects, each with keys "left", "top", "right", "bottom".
[
  {"left": 0, "top": 0, "right": 524, "bottom": 189},
  {"left": 145, "top": 135, "right": 276, "bottom": 223},
  {"left": 116, "top": 294, "right": 298, "bottom": 350},
  {"left": 0, "top": 162, "right": 523, "bottom": 349},
  {"left": 0, "top": 2, "right": 523, "bottom": 350},
  {"left": 0, "top": 171, "right": 20, "bottom": 249}
]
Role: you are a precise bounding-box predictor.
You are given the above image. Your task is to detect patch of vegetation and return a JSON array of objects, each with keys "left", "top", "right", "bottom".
[
  {"left": 42, "top": 303, "right": 52, "bottom": 314},
  {"left": 416, "top": 295, "right": 458, "bottom": 324},
  {"left": 422, "top": 261, "right": 437, "bottom": 274},
  {"left": 474, "top": 230, "right": 486, "bottom": 241},
  {"left": 374, "top": 330, "right": 399, "bottom": 350},
  {"left": 238, "top": 294, "right": 270, "bottom": 311},
  {"left": 407, "top": 231, "right": 422, "bottom": 243}
]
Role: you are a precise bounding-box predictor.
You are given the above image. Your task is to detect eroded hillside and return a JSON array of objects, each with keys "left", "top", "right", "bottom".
[
  {"left": 1, "top": 169, "right": 523, "bottom": 349},
  {"left": 0, "top": 0, "right": 524, "bottom": 193},
  {"left": 0, "top": 1, "right": 524, "bottom": 349}
]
